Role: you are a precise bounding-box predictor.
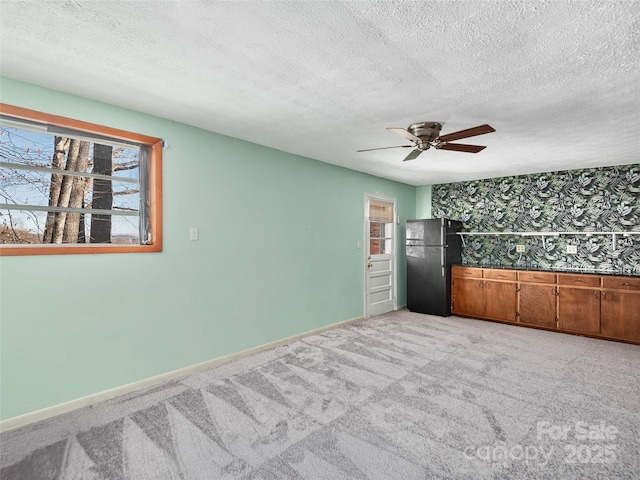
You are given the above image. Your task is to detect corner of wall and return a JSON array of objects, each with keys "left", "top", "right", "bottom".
[{"left": 415, "top": 185, "right": 432, "bottom": 219}]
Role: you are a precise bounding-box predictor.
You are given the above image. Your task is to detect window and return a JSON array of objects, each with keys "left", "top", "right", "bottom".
[
  {"left": 368, "top": 200, "right": 393, "bottom": 254},
  {"left": 0, "top": 104, "right": 162, "bottom": 255}
]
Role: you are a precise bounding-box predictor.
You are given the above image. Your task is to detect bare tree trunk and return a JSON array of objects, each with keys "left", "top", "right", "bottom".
[
  {"left": 42, "top": 137, "right": 70, "bottom": 243},
  {"left": 52, "top": 139, "right": 82, "bottom": 243},
  {"left": 90, "top": 144, "right": 113, "bottom": 243},
  {"left": 62, "top": 141, "right": 90, "bottom": 242},
  {"left": 77, "top": 179, "right": 92, "bottom": 243}
]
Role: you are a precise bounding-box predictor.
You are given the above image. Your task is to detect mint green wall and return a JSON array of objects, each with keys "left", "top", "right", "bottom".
[
  {"left": 0, "top": 77, "right": 416, "bottom": 420},
  {"left": 415, "top": 185, "right": 432, "bottom": 218}
]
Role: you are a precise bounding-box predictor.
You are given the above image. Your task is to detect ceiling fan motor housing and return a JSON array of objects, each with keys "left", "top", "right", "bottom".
[{"left": 408, "top": 122, "right": 442, "bottom": 149}]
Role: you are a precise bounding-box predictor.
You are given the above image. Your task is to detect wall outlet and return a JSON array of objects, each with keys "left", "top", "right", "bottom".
[
  {"left": 516, "top": 244, "right": 525, "bottom": 253},
  {"left": 566, "top": 245, "right": 577, "bottom": 254},
  {"left": 190, "top": 227, "right": 198, "bottom": 241}
]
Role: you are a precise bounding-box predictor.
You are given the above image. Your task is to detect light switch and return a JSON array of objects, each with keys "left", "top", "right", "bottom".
[{"left": 567, "top": 245, "right": 577, "bottom": 254}]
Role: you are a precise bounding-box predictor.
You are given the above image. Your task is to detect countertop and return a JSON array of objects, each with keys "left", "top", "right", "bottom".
[{"left": 456, "top": 264, "right": 639, "bottom": 278}]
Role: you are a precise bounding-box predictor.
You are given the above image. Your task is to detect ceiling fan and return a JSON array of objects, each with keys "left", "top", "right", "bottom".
[{"left": 357, "top": 122, "right": 495, "bottom": 161}]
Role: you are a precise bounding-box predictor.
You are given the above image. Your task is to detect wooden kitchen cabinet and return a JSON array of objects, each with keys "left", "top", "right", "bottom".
[
  {"left": 518, "top": 271, "right": 557, "bottom": 284},
  {"left": 451, "top": 267, "right": 640, "bottom": 345},
  {"left": 557, "top": 273, "right": 601, "bottom": 288},
  {"left": 451, "top": 267, "right": 483, "bottom": 317},
  {"left": 483, "top": 278, "right": 517, "bottom": 322},
  {"left": 519, "top": 283, "right": 557, "bottom": 328},
  {"left": 557, "top": 287, "right": 601, "bottom": 334},
  {"left": 451, "top": 266, "right": 516, "bottom": 322},
  {"left": 452, "top": 266, "right": 484, "bottom": 279},
  {"left": 481, "top": 268, "right": 518, "bottom": 322},
  {"left": 557, "top": 274, "right": 601, "bottom": 334},
  {"left": 517, "top": 271, "right": 557, "bottom": 328},
  {"left": 600, "top": 276, "right": 640, "bottom": 342},
  {"left": 452, "top": 277, "right": 484, "bottom": 317}
]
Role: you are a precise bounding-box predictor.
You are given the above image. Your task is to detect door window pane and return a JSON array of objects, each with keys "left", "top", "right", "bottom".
[{"left": 369, "top": 221, "right": 392, "bottom": 254}]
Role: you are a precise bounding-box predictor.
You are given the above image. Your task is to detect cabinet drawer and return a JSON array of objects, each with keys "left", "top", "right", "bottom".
[
  {"left": 483, "top": 269, "right": 517, "bottom": 280},
  {"left": 452, "top": 266, "right": 482, "bottom": 278},
  {"left": 602, "top": 276, "right": 640, "bottom": 292},
  {"left": 557, "top": 274, "right": 601, "bottom": 287},
  {"left": 518, "top": 271, "right": 556, "bottom": 284}
]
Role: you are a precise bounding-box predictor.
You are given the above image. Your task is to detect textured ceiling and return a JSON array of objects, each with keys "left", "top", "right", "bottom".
[{"left": 1, "top": 1, "right": 638, "bottom": 186}]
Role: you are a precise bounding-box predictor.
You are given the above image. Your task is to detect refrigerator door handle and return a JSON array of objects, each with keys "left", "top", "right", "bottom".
[{"left": 441, "top": 227, "right": 446, "bottom": 276}]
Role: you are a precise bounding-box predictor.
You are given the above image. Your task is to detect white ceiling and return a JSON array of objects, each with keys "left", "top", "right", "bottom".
[{"left": 1, "top": 1, "right": 638, "bottom": 186}]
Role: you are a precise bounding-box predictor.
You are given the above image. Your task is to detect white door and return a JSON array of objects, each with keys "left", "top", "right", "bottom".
[{"left": 365, "top": 196, "right": 396, "bottom": 318}]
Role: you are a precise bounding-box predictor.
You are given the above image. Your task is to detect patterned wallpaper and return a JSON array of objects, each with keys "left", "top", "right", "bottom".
[{"left": 432, "top": 164, "right": 640, "bottom": 275}]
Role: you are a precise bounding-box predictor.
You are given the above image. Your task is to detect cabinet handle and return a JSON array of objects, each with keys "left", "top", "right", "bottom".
[{"left": 620, "top": 282, "right": 630, "bottom": 287}]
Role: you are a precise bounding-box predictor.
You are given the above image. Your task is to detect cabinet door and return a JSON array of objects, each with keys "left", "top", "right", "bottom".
[
  {"left": 483, "top": 280, "right": 517, "bottom": 322},
  {"left": 519, "top": 284, "right": 556, "bottom": 328},
  {"left": 452, "top": 277, "right": 483, "bottom": 317},
  {"left": 601, "top": 291, "right": 640, "bottom": 342},
  {"left": 558, "top": 287, "right": 600, "bottom": 334}
]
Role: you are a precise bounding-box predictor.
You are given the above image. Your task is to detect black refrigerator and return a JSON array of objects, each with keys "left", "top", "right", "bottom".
[{"left": 406, "top": 218, "right": 462, "bottom": 316}]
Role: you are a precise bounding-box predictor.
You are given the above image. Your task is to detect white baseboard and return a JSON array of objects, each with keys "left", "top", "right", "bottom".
[{"left": 0, "top": 315, "right": 364, "bottom": 433}]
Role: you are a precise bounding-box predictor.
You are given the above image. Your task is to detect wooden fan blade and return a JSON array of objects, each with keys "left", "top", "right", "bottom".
[
  {"left": 357, "top": 145, "right": 413, "bottom": 152},
  {"left": 403, "top": 148, "right": 423, "bottom": 161},
  {"left": 438, "top": 143, "right": 486, "bottom": 153},
  {"left": 438, "top": 124, "right": 495, "bottom": 142},
  {"left": 386, "top": 127, "right": 421, "bottom": 142}
]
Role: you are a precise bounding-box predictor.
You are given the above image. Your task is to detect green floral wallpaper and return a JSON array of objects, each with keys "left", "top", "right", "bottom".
[{"left": 432, "top": 164, "right": 640, "bottom": 275}]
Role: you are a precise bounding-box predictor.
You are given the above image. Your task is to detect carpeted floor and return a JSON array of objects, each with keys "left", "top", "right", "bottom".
[{"left": 1, "top": 310, "right": 639, "bottom": 479}]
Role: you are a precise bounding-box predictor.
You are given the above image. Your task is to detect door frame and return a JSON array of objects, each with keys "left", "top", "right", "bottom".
[{"left": 364, "top": 193, "right": 398, "bottom": 319}]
